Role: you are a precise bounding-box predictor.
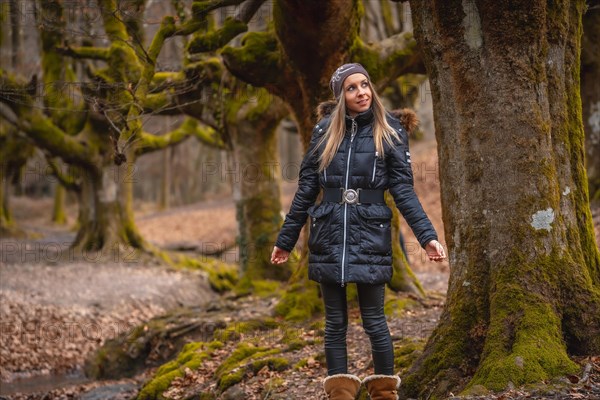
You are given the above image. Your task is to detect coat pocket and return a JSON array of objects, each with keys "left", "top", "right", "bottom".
[
  {"left": 356, "top": 205, "right": 393, "bottom": 255},
  {"left": 307, "top": 203, "right": 335, "bottom": 254}
]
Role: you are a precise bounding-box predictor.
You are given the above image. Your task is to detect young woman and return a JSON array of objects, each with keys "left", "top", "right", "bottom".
[{"left": 271, "top": 63, "right": 445, "bottom": 400}]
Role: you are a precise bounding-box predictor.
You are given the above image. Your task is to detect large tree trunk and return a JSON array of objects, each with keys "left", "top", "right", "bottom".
[
  {"left": 71, "top": 159, "right": 146, "bottom": 258},
  {"left": 227, "top": 89, "right": 292, "bottom": 288},
  {"left": 582, "top": 1, "right": 600, "bottom": 201},
  {"left": 404, "top": 0, "right": 600, "bottom": 396}
]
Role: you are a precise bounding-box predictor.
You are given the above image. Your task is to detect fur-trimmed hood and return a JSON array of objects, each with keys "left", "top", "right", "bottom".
[{"left": 316, "top": 100, "right": 419, "bottom": 134}]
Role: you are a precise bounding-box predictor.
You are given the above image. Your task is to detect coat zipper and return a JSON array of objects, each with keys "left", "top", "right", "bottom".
[
  {"left": 324, "top": 168, "right": 327, "bottom": 182},
  {"left": 371, "top": 151, "right": 378, "bottom": 182},
  {"left": 340, "top": 118, "right": 357, "bottom": 287}
]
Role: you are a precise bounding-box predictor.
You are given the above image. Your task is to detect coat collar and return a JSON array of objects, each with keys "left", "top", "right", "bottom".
[{"left": 345, "top": 107, "right": 373, "bottom": 129}]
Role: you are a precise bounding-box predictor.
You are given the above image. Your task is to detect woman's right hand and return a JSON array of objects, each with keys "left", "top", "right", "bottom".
[{"left": 270, "top": 246, "right": 290, "bottom": 264}]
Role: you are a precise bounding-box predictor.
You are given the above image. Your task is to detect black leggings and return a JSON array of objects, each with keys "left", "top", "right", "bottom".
[{"left": 320, "top": 282, "right": 394, "bottom": 375}]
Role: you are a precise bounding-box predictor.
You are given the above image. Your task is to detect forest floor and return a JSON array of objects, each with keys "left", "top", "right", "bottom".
[{"left": 1, "top": 136, "right": 599, "bottom": 400}]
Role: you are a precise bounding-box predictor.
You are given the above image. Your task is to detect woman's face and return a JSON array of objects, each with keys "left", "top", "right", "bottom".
[{"left": 343, "top": 73, "right": 372, "bottom": 117}]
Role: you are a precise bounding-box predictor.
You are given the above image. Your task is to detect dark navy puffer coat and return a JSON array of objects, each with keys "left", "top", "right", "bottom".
[{"left": 275, "top": 104, "right": 438, "bottom": 286}]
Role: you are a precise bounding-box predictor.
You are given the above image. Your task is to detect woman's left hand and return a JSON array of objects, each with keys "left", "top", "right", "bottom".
[{"left": 425, "top": 240, "right": 446, "bottom": 262}]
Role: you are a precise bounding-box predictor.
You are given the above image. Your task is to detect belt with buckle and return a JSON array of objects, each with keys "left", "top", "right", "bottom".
[{"left": 323, "top": 187, "right": 385, "bottom": 205}]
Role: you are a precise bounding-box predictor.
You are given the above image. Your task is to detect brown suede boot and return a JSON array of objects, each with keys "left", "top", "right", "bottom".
[
  {"left": 323, "top": 374, "right": 362, "bottom": 400},
  {"left": 362, "top": 375, "right": 401, "bottom": 400}
]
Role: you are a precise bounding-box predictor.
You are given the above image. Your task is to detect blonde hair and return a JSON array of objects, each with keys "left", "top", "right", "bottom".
[{"left": 314, "top": 83, "right": 400, "bottom": 172}]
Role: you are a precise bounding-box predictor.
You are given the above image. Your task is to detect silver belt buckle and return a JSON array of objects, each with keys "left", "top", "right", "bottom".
[{"left": 341, "top": 188, "right": 360, "bottom": 205}]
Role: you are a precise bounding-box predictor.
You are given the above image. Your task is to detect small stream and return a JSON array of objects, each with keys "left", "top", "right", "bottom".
[
  {"left": 0, "top": 370, "right": 139, "bottom": 399},
  {"left": 0, "top": 370, "right": 90, "bottom": 397}
]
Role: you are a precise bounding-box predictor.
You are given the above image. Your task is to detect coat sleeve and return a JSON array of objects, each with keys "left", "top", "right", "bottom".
[
  {"left": 386, "top": 129, "right": 438, "bottom": 249},
  {"left": 274, "top": 125, "right": 323, "bottom": 252}
]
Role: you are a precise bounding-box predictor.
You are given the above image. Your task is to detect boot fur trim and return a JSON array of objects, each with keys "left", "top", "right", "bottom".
[
  {"left": 361, "top": 374, "right": 401, "bottom": 387},
  {"left": 323, "top": 373, "right": 362, "bottom": 389}
]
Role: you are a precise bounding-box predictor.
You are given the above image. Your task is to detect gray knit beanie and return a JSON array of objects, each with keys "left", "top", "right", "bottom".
[{"left": 329, "top": 63, "right": 371, "bottom": 99}]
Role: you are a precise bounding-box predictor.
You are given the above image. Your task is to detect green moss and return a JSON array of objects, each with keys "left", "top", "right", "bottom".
[
  {"left": 180, "top": 257, "right": 239, "bottom": 293},
  {"left": 213, "top": 318, "right": 279, "bottom": 343},
  {"left": 235, "top": 279, "right": 282, "bottom": 298},
  {"left": 349, "top": 37, "right": 381, "bottom": 79},
  {"left": 107, "top": 41, "right": 142, "bottom": 84},
  {"left": 250, "top": 357, "right": 289, "bottom": 373},
  {"left": 468, "top": 290, "right": 579, "bottom": 391},
  {"left": 394, "top": 338, "right": 426, "bottom": 373},
  {"left": 52, "top": 185, "right": 67, "bottom": 225},
  {"left": 137, "top": 341, "right": 223, "bottom": 400},
  {"left": 215, "top": 343, "right": 268, "bottom": 376},
  {"left": 279, "top": 323, "right": 313, "bottom": 350},
  {"left": 384, "top": 296, "right": 416, "bottom": 317},
  {"left": 274, "top": 281, "right": 323, "bottom": 321},
  {"left": 215, "top": 342, "right": 287, "bottom": 391},
  {"left": 285, "top": 339, "right": 308, "bottom": 352},
  {"left": 293, "top": 358, "right": 308, "bottom": 370},
  {"left": 309, "top": 319, "right": 325, "bottom": 333},
  {"left": 218, "top": 368, "right": 246, "bottom": 391},
  {"left": 221, "top": 31, "right": 281, "bottom": 86},
  {"left": 349, "top": 32, "right": 416, "bottom": 86},
  {"left": 188, "top": 17, "right": 248, "bottom": 53}
]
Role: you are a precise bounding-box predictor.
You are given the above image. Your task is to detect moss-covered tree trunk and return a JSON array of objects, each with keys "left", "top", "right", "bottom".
[
  {"left": 52, "top": 184, "right": 67, "bottom": 225},
  {"left": 227, "top": 89, "right": 292, "bottom": 288},
  {"left": 387, "top": 194, "right": 424, "bottom": 295},
  {"left": 0, "top": 129, "right": 34, "bottom": 237},
  {"left": 582, "top": 1, "right": 600, "bottom": 201},
  {"left": 0, "top": 163, "right": 10, "bottom": 235},
  {"left": 404, "top": 0, "right": 600, "bottom": 397},
  {"left": 71, "top": 160, "right": 146, "bottom": 255}
]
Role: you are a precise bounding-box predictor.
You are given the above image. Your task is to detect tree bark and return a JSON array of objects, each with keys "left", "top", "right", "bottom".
[
  {"left": 71, "top": 160, "right": 146, "bottom": 258},
  {"left": 405, "top": 0, "right": 600, "bottom": 396},
  {"left": 582, "top": 1, "right": 600, "bottom": 201},
  {"left": 52, "top": 184, "right": 67, "bottom": 225},
  {"left": 226, "top": 87, "right": 292, "bottom": 287}
]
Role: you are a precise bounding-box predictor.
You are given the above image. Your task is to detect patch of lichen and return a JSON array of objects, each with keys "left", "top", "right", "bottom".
[{"left": 137, "top": 341, "right": 224, "bottom": 400}]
